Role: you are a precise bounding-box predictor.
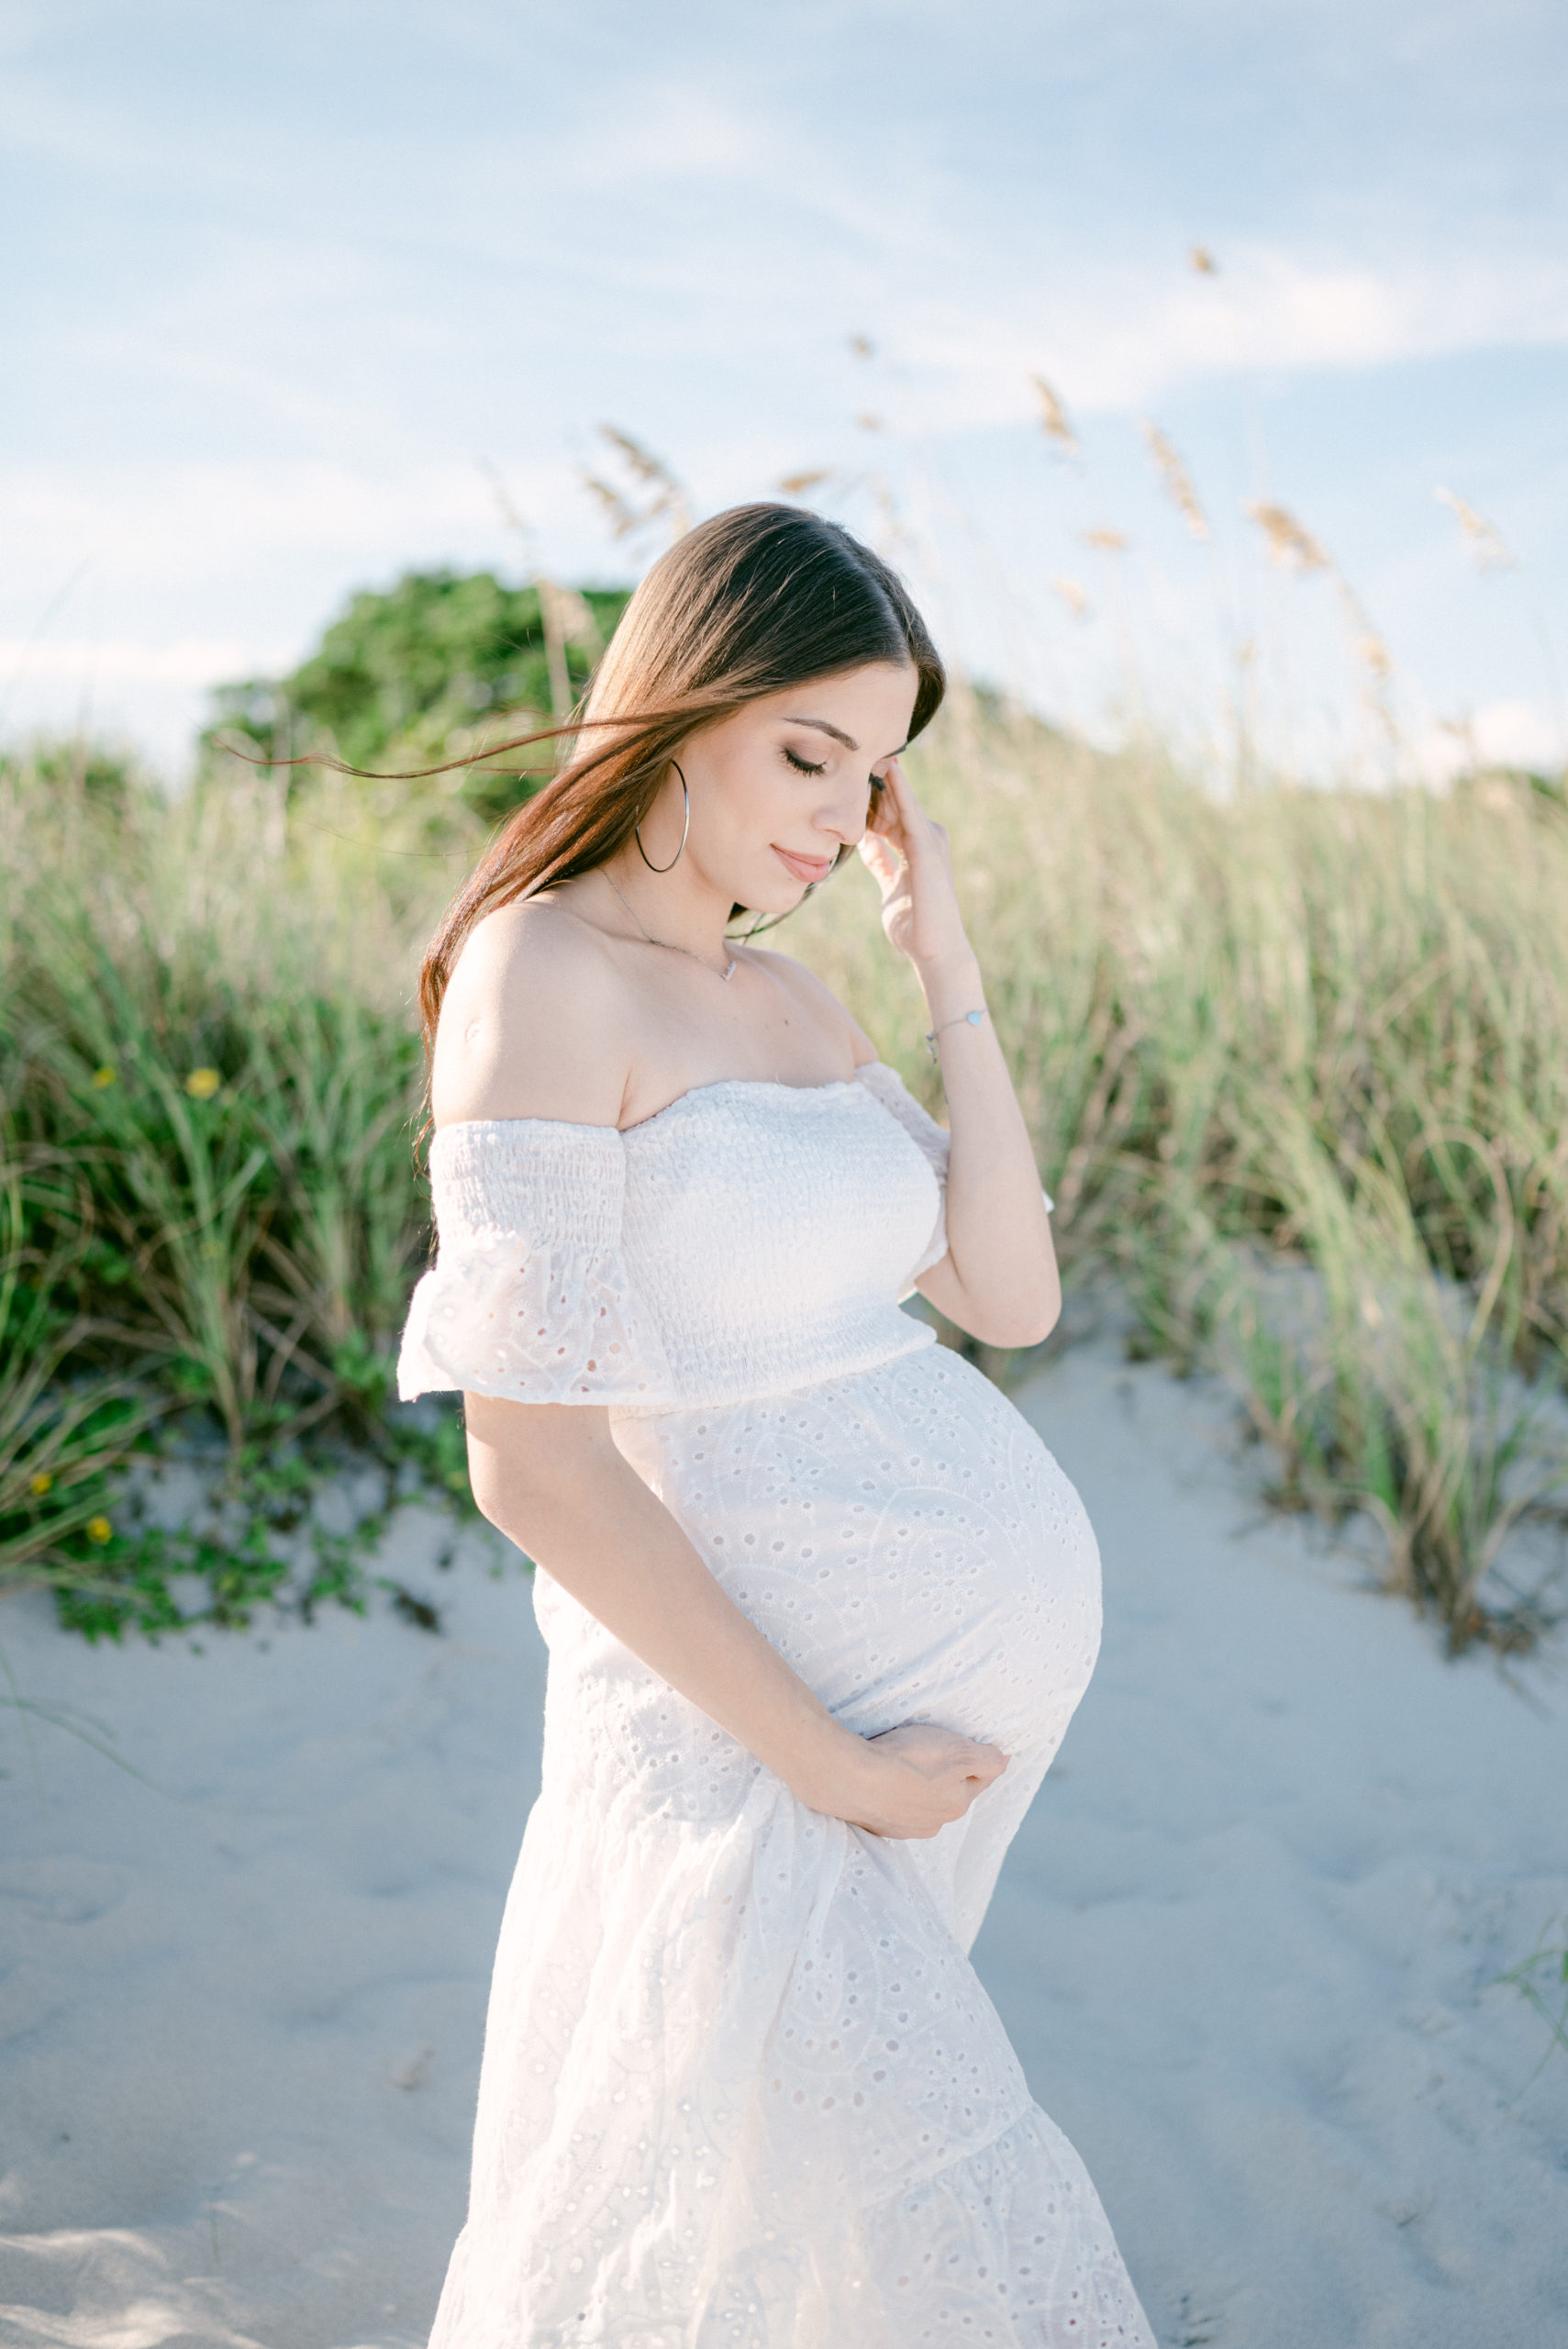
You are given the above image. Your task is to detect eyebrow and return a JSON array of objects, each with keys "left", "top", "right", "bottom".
[
  {"left": 784, "top": 717, "right": 909, "bottom": 759},
  {"left": 784, "top": 716, "right": 858, "bottom": 750}
]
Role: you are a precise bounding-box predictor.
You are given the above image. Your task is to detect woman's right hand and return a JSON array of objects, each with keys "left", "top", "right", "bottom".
[{"left": 829, "top": 1722, "right": 1009, "bottom": 1840}]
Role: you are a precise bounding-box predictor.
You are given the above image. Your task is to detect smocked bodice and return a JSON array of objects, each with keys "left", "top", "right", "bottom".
[{"left": 397, "top": 1061, "right": 960, "bottom": 1414}]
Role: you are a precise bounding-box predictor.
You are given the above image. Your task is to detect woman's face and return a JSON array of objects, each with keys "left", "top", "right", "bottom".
[{"left": 640, "top": 661, "right": 920, "bottom": 914}]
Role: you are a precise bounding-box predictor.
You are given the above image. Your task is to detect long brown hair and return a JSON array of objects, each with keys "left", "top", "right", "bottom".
[{"left": 417, "top": 504, "right": 945, "bottom": 1051}]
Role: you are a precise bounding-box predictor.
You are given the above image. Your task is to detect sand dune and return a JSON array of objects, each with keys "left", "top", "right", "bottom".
[{"left": 3, "top": 1328, "right": 1565, "bottom": 2348}]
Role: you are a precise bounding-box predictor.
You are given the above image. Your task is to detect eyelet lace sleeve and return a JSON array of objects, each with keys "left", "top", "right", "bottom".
[
  {"left": 396, "top": 1120, "right": 676, "bottom": 1406},
  {"left": 851, "top": 1061, "right": 1054, "bottom": 1293}
]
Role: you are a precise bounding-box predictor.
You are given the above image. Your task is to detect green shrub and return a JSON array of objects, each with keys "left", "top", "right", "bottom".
[{"left": 206, "top": 569, "right": 631, "bottom": 823}]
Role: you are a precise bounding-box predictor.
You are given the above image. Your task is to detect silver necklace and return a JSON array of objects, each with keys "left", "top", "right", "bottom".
[{"left": 601, "top": 868, "right": 738, "bottom": 983}]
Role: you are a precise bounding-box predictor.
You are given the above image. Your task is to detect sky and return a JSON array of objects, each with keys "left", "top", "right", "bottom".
[{"left": 3, "top": 0, "right": 1565, "bottom": 778}]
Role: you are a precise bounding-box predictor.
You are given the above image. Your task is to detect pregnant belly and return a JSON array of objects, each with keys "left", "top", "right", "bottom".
[{"left": 610, "top": 1348, "right": 1103, "bottom": 1761}]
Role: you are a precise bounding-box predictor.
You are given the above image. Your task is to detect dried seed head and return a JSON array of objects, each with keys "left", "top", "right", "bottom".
[
  {"left": 1140, "top": 422, "right": 1210, "bottom": 541},
  {"left": 1030, "top": 374, "right": 1080, "bottom": 453},
  {"left": 1051, "top": 576, "right": 1091, "bottom": 619},
  {"left": 1333, "top": 581, "right": 1394, "bottom": 685},
  {"left": 581, "top": 474, "right": 641, "bottom": 540},
  {"left": 1080, "top": 527, "right": 1129, "bottom": 554},
  {"left": 584, "top": 427, "right": 693, "bottom": 546},
  {"left": 1244, "top": 501, "right": 1330, "bottom": 573},
  {"left": 537, "top": 581, "right": 599, "bottom": 648},
  {"left": 1435, "top": 486, "right": 1516, "bottom": 574},
  {"left": 1354, "top": 629, "right": 1393, "bottom": 683},
  {"left": 597, "top": 426, "right": 672, "bottom": 490},
  {"left": 1190, "top": 245, "right": 1218, "bottom": 275},
  {"left": 777, "top": 469, "right": 834, "bottom": 497}
]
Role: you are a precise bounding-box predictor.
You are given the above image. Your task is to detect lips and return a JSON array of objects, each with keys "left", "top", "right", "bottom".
[{"left": 772, "top": 845, "right": 835, "bottom": 885}]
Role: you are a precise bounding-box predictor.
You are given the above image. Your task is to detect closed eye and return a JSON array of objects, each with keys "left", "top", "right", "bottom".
[{"left": 783, "top": 746, "right": 827, "bottom": 776}]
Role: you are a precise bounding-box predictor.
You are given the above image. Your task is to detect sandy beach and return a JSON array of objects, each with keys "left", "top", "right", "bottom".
[{"left": 3, "top": 1323, "right": 1565, "bottom": 2349}]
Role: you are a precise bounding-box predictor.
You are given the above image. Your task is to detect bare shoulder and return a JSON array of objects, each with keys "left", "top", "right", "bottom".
[
  {"left": 743, "top": 945, "right": 878, "bottom": 1067},
  {"left": 431, "top": 896, "right": 633, "bottom": 1129}
]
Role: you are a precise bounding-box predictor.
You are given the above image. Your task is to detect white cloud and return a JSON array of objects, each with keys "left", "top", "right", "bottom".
[
  {"left": 888, "top": 241, "right": 1568, "bottom": 430},
  {"left": 0, "top": 454, "right": 630, "bottom": 770},
  {"left": 0, "top": 457, "right": 561, "bottom": 603},
  {"left": 1414, "top": 696, "right": 1565, "bottom": 782},
  {"left": 0, "top": 638, "right": 279, "bottom": 685},
  {"left": 547, "top": 82, "right": 766, "bottom": 190}
]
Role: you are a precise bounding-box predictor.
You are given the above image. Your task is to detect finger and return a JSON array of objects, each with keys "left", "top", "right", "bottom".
[
  {"left": 884, "top": 760, "right": 927, "bottom": 819},
  {"left": 882, "top": 767, "right": 938, "bottom": 853},
  {"left": 881, "top": 763, "right": 916, "bottom": 819},
  {"left": 862, "top": 795, "right": 906, "bottom": 856},
  {"left": 858, "top": 834, "right": 906, "bottom": 891}
]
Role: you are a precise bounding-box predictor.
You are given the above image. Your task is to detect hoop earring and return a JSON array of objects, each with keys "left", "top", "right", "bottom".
[{"left": 635, "top": 762, "right": 690, "bottom": 874}]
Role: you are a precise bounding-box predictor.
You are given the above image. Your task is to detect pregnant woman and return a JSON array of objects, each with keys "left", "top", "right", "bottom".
[{"left": 398, "top": 505, "right": 1154, "bottom": 2347}]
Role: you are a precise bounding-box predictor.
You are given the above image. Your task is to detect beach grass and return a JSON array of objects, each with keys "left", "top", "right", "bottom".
[
  {"left": 3, "top": 704, "right": 1565, "bottom": 1649},
  {"left": 791, "top": 693, "right": 1568, "bottom": 1648},
  {"left": 0, "top": 742, "right": 471, "bottom": 1631}
]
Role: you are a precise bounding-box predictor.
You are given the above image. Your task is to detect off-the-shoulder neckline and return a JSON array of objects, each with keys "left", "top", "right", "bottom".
[{"left": 432, "top": 1062, "right": 892, "bottom": 1145}]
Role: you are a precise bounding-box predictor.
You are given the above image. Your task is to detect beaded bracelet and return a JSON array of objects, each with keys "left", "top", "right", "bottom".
[{"left": 925, "top": 1007, "right": 986, "bottom": 1062}]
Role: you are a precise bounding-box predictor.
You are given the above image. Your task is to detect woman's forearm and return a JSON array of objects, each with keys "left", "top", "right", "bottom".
[
  {"left": 916, "top": 947, "right": 1060, "bottom": 1347},
  {"left": 464, "top": 1392, "right": 869, "bottom": 1809},
  {"left": 857, "top": 763, "right": 1057, "bottom": 1350}
]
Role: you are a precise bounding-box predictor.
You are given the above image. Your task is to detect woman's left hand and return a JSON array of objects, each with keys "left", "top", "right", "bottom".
[
  {"left": 860, "top": 758, "right": 1061, "bottom": 1352},
  {"left": 858, "top": 760, "right": 973, "bottom": 974}
]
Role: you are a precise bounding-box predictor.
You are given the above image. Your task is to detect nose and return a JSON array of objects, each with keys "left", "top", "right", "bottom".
[{"left": 817, "top": 770, "right": 877, "bottom": 845}]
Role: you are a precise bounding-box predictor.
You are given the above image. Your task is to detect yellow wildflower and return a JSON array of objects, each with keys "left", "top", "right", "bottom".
[
  {"left": 185, "top": 1067, "right": 221, "bottom": 1100},
  {"left": 92, "top": 1065, "right": 117, "bottom": 1089},
  {"left": 86, "top": 1515, "right": 113, "bottom": 1544},
  {"left": 30, "top": 1469, "right": 54, "bottom": 1496}
]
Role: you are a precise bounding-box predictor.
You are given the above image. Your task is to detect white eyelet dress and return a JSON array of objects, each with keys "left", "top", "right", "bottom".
[{"left": 397, "top": 1062, "right": 1154, "bottom": 2349}]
